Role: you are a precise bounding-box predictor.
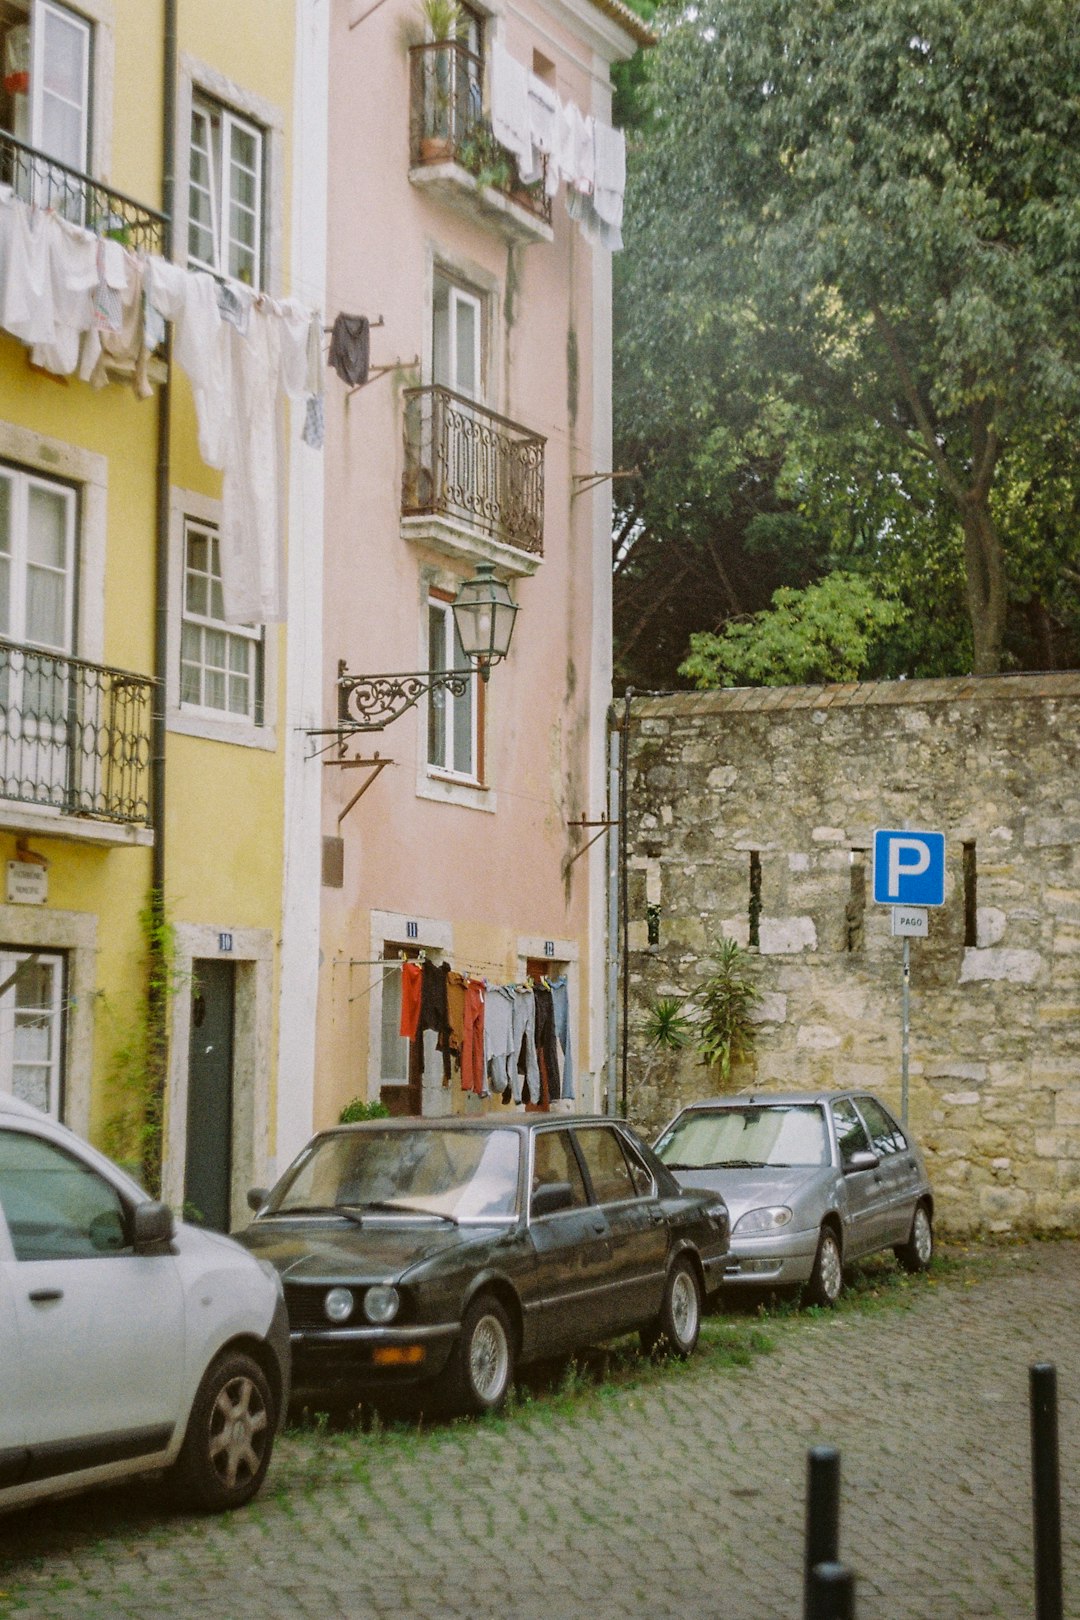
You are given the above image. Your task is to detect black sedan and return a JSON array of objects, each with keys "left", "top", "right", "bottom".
[{"left": 236, "top": 1116, "right": 730, "bottom": 1415}]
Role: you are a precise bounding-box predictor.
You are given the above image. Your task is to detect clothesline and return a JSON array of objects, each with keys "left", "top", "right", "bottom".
[
  {"left": 399, "top": 954, "right": 575, "bottom": 1106},
  {"left": 0, "top": 183, "right": 323, "bottom": 627},
  {"left": 488, "top": 40, "right": 625, "bottom": 251}
]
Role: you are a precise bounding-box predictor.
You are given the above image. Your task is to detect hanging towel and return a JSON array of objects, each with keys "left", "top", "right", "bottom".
[
  {"left": 328, "top": 312, "right": 370, "bottom": 387},
  {"left": 549, "top": 975, "right": 575, "bottom": 1101},
  {"left": 593, "top": 120, "right": 626, "bottom": 236},
  {"left": 462, "top": 979, "right": 486, "bottom": 1095},
  {"left": 489, "top": 41, "right": 531, "bottom": 169},
  {"left": 446, "top": 971, "right": 467, "bottom": 1066},
  {"left": 29, "top": 214, "right": 98, "bottom": 377},
  {"left": 420, "top": 959, "right": 452, "bottom": 1084},
  {"left": 399, "top": 960, "right": 423, "bottom": 1040},
  {"left": 510, "top": 986, "right": 541, "bottom": 1105},
  {"left": 521, "top": 72, "right": 558, "bottom": 190},
  {"left": 483, "top": 984, "right": 517, "bottom": 1100},
  {"left": 533, "top": 982, "right": 561, "bottom": 1105}
]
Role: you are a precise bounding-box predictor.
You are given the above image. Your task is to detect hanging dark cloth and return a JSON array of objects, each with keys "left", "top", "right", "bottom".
[
  {"left": 419, "top": 959, "right": 452, "bottom": 1085},
  {"left": 328, "top": 313, "right": 370, "bottom": 386},
  {"left": 532, "top": 982, "right": 561, "bottom": 1104}
]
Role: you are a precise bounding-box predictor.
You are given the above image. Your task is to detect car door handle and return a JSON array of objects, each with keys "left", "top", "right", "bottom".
[
  {"left": 591, "top": 1220, "right": 606, "bottom": 1234},
  {"left": 28, "top": 1288, "right": 63, "bottom": 1303},
  {"left": 649, "top": 1211, "right": 664, "bottom": 1225}
]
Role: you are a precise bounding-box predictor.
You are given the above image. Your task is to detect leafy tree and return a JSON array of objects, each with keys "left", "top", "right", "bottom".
[
  {"left": 681, "top": 571, "right": 906, "bottom": 688},
  {"left": 618, "top": 0, "right": 1080, "bottom": 675}
]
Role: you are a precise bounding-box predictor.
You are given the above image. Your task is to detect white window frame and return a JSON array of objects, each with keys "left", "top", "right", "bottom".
[
  {"left": 166, "top": 488, "right": 276, "bottom": 751},
  {"left": 426, "top": 594, "right": 478, "bottom": 784},
  {"left": 432, "top": 273, "right": 483, "bottom": 400},
  {"left": 0, "top": 948, "right": 65, "bottom": 1118},
  {"left": 30, "top": 0, "right": 91, "bottom": 175},
  {"left": 187, "top": 93, "right": 264, "bottom": 289},
  {"left": 179, "top": 515, "right": 264, "bottom": 727},
  {"left": 0, "top": 462, "right": 77, "bottom": 655}
]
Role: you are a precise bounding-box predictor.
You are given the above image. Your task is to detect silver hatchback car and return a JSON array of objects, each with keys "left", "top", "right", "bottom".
[{"left": 653, "top": 1091, "right": 933, "bottom": 1305}]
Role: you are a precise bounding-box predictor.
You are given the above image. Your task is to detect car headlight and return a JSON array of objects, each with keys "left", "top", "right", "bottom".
[
  {"left": 705, "top": 1201, "right": 729, "bottom": 1229},
  {"left": 364, "top": 1284, "right": 400, "bottom": 1324},
  {"left": 324, "top": 1286, "right": 355, "bottom": 1323},
  {"left": 733, "top": 1206, "right": 793, "bottom": 1236}
]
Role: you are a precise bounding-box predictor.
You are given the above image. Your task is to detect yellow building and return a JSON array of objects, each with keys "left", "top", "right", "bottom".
[{"left": 0, "top": 0, "right": 325, "bottom": 1228}]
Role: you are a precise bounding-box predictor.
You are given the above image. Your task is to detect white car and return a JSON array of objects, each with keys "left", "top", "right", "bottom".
[{"left": 0, "top": 1094, "right": 290, "bottom": 1515}]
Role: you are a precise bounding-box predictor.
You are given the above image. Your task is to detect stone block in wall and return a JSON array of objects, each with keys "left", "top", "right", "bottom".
[
  {"left": 759, "top": 916, "right": 817, "bottom": 954},
  {"left": 1056, "top": 1091, "right": 1080, "bottom": 1127},
  {"left": 748, "top": 990, "right": 787, "bottom": 1024},
  {"left": 959, "top": 948, "right": 1042, "bottom": 983},
  {"left": 979, "top": 1185, "right": 1031, "bottom": 1225},
  {"left": 1033, "top": 1191, "right": 1080, "bottom": 1230},
  {"left": 976, "top": 908, "right": 1007, "bottom": 946},
  {"left": 796, "top": 1023, "right": 842, "bottom": 1050},
  {"left": 924, "top": 1060, "right": 989, "bottom": 1084}
]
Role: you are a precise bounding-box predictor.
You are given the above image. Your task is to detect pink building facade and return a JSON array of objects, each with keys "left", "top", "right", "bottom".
[{"left": 307, "top": 0, "right": 648, "bottom": 1128}]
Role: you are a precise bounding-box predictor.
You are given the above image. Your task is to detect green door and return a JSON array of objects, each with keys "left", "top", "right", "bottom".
[{"left": 184, "top": 959, "right": 235, "bottom": 1232}]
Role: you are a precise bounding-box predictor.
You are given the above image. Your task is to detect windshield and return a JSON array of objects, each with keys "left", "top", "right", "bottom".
[
  {"left": 269, "top": 1128, "right": 521, "bottom": 1221},
  {"left": 655, "top": 1105, "right": 828, "bottom": 1169}
]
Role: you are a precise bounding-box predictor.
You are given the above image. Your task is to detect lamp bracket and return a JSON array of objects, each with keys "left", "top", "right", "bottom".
[{"left": 336, "top": 662, "right": 474, "bottom": 731}]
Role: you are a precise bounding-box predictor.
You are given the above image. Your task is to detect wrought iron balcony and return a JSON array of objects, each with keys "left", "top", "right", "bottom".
[
  {"left": 408, "top": 42, "right": 552, "bottom": 234},
  {"left": 402, "top": 385, "right": 545, "bottom": 558},
  {"left": 0, "top": 640, "right": 154, "bottom": 826},
  {"left": 0, "top": 130, "right": 168, "bottom": 254}
]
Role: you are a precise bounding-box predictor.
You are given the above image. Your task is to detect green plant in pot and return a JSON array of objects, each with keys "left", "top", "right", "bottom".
[{"left": 420, "top": 0, "right": 465, "bottom": 156}]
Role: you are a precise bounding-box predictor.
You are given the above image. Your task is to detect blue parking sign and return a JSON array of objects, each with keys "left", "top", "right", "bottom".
[{"left": 873, "top": 829, "right": 946, "bottom": 907}]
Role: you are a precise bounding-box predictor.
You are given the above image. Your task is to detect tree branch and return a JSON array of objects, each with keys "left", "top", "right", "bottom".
[{"left": 871, "top": 305, "right": 965, "bottom": 503}]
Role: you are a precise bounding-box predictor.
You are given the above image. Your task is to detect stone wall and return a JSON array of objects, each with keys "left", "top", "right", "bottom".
[{"left": 623, "top": 674, "right": 1080, "bottom": 1236}]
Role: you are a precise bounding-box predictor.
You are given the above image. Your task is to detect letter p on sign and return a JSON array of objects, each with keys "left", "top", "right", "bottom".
[{"left": 873, "top": 829, "right": 946, "bottom": 907}]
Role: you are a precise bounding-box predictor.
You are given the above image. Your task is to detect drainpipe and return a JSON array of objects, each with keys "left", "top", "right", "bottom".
[
  {"left": 619, "top": 687, "right": 632, "bottom": 1118},
  {"left": 605, "top": 713, "right": 619, "bottom": 1117},
  {"left": 145, "top": 0, "right": 177, "bottom": 1192}
]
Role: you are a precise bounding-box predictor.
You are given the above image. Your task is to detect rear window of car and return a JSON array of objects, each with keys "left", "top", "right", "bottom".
[
  {"left": 654, "top": 1104, "right": 828, "bottom": 1169},
  {"left": 854, "top": 1096, "right": 907, "bottom": 1155}
]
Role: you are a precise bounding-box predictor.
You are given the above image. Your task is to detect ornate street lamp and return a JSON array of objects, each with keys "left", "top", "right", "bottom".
[
  {"left": 451, "top": 561, "right": 519, "bottom": 681},
  {"left": 335, "top": 561, "right": 518, "bottom": 732}
]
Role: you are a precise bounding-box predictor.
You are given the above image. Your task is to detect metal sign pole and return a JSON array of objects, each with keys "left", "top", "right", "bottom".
[{"left": 901, "top": 935, "right": 910, "bottom": 1125}]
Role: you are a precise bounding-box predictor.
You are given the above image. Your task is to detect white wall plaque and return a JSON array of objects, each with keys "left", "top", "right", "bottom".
[{"left": 7, "top": 862, "right": 48, "bottom": 906}]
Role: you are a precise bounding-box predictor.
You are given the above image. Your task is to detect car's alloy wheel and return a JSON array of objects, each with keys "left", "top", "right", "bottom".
[
  {"left": 807, "top": 1226, "right": 843, "bottom": 1307},
  {"left": 896, "top": 1202, "right": 933, "bottom": 1273},
  {"left": 172, "top": 1352, "right": 275, "bottom": 1512},
  {"left": 641, "top": 1256, "right": 702, "bottom": 1359},
  {"left": 445, "top": 1293, "right": 515, "bottom": 1416}
]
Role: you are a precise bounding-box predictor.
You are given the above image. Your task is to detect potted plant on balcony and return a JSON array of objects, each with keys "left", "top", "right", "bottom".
[{"left": 419, "top": 0, "right": 465, "bottom": 162}]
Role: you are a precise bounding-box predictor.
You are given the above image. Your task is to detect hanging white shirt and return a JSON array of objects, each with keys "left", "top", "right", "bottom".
[{"left": 489, "top": 41, "right": 531, "bottom": 168}]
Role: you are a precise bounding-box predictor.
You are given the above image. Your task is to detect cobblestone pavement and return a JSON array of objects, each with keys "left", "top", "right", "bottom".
[{"left": 1, "top": 1240, "right": 1077, "bottom": 1620}]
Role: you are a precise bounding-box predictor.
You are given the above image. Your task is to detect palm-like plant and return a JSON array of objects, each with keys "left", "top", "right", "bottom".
[{"left": 696, "top": 937, "right": 760, "bottom": 1082}]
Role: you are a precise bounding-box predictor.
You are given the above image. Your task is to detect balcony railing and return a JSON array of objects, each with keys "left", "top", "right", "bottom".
[
  {"left": 408, "top": 42, "right": 552, "bottom": 228},
  {"left": 0, "top": 129, "right": 168, "bottom": 254},
  {"left": 0, "top": 640, "right": 155, "bottom": 827},
  {"left": 403, "top": 385, "right": 545, "bottom": 557}
]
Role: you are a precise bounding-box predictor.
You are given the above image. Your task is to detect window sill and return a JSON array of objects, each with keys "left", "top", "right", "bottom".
[
  {"left": 0, "top": 801, "right": 153, "bottom": 847},
  {"left": 169, "top": 708, "right": 276, "bottom": 751},
  {"left": 402, "top": 512, "right": 542, "bottom": 578},
  {"left": 408, "top": 161, "right": 554, "bottom": 247},
  {"left": 417, "top": 773, "right": 496, "bottom": 814}
]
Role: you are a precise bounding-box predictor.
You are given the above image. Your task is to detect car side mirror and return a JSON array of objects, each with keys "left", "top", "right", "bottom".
[
  {"left": 844, "top": 1149, "right": 880, "bottom": 1175},
  {"left": 531, "top": 1180, "right": 574, "bottom": 1218},
  {"left": 247, "top": 1186, "right": 270, "bottom": 1213},
  {"left": 133, "top": 1199, "right": 175, "bottom": 1251}
]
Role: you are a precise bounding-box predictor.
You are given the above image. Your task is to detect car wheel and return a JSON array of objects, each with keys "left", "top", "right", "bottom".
[
  {"left": 171, "top": 1351, "right": 275, "bottom": 1513},
  {"left": 895, "top": 1202, "right": 933, "bottom": 1273},
  {"left": 443, "top": 1294, "right": 515, "bottom": 1417},
  {"left": 806, "top": 1225, "right": 843, "bottom": 1307},
  {"left": 640, "top": 1256, "right": 702, "bottom": 1360}
]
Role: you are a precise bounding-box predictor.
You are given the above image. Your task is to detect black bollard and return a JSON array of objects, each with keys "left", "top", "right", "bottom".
[
  {"left": 804, "top": 1445, "right": 841, "bottom": 1619},
  {"left": 1030, "top": 1362, "right": 1063, "bottom": 1620},
  {"left": 807, "top": 1561, "right": 856, "bottom": 1620}
]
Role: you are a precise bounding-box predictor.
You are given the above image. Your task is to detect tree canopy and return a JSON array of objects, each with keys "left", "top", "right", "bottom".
[{"left": 614, "top": 0, "right": 1080, "bottom": 685}]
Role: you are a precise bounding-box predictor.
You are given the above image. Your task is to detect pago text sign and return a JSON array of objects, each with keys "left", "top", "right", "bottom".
[{"left": 872, "top": 829, "right": 945, "bottom": 907}]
